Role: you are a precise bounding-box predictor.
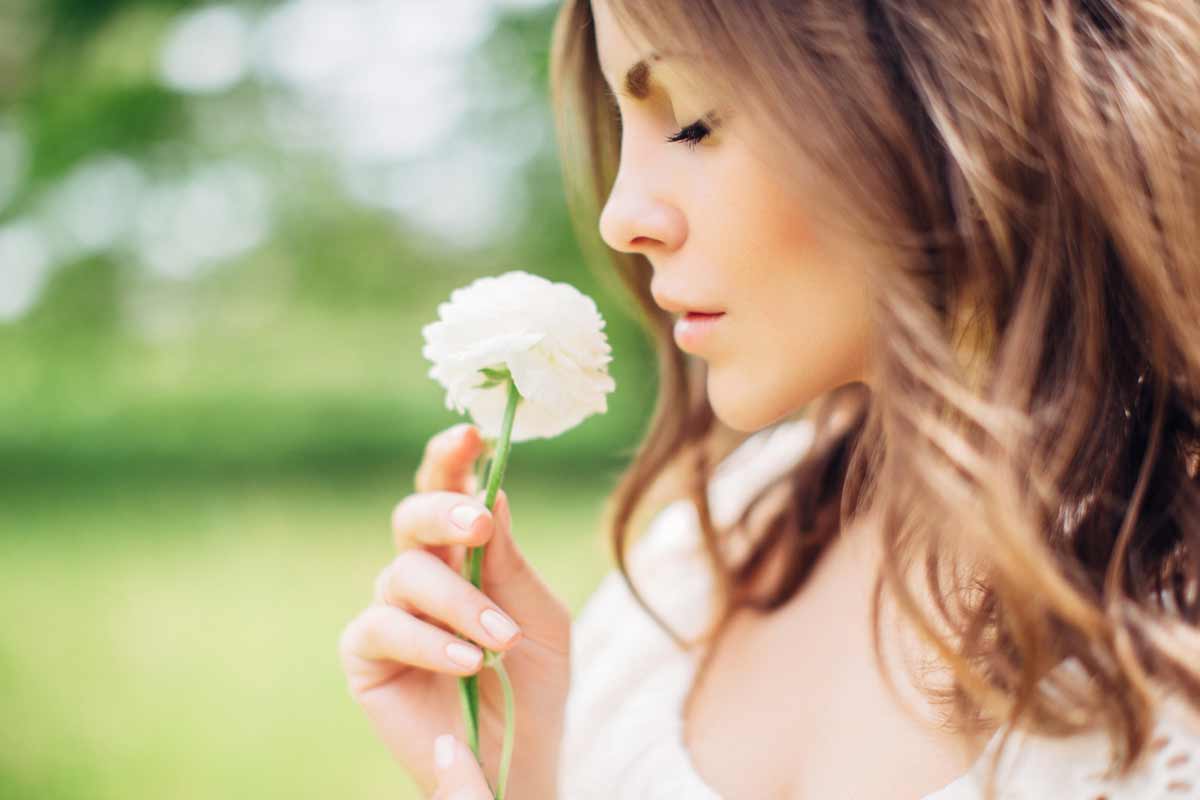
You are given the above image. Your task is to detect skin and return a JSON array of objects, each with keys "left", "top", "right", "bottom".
[
  {"left": 338, "top": 423, "right": 573, "bottom": 799},
  {"left": 592, "top": 2, "right": 997, "bottom": 797},
  {"left": 592, "top": 0, "right": 879, "bottom": 432},
  {"left": 340, "top": 5, "right": 981, "bottom": 799}
]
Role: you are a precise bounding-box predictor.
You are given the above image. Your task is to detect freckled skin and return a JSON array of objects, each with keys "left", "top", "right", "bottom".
[{"left": 592, "top": 0, "right": 876, "bottom": 432}]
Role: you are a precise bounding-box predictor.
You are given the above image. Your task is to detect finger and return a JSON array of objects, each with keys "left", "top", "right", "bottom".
[
  {"left": 338, "top": 604, "right": 486, "bottom": 690},
  {"left": 432, "top": 734, "right": 494, "bottom": 800},
  {"left": 414, "top": 423, "right": 484, "bottom": 495},
  {"left": 480, "top": 489, "right": 537, "bottom": 588},
  {"left": 375, "top": 549, "right": 524, "bottom": 651},
  {"left": 391, "top": 491, "right": 494, "bottom": 554},
  {"left": 480, "top": 489, "right": 574, "bottom": 646}
]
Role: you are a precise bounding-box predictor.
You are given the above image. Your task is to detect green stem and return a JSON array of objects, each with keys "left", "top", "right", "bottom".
[
  {"left": 459, "top": 437, "right": 492, "bottom": 760},
  {"left": 485, "top": 651, "right": 516, "bottom": 800},
  {"left": 459, "top": 377, "right": 521, "bottom": 799},
  {"left": 457, "top": 675, "right": 478, "bottom": 756}
]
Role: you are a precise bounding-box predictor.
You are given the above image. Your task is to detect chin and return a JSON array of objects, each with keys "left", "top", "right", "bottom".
[{"left": 706, "top": 369, "right": 795, "bottom": 433}]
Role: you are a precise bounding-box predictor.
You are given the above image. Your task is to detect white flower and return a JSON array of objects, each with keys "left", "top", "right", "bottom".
[{"left": 421, "top": 270, "right": 616, "bottom": 442}]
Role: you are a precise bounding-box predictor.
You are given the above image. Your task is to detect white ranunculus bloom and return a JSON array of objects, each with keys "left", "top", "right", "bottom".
[{"left": 421, "top": 270, "right": 616, "bottom": 442}]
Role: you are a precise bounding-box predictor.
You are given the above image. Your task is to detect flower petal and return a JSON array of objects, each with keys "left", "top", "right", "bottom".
[{"left": 421, "top": 270, "right": 617, "bottom": 440}]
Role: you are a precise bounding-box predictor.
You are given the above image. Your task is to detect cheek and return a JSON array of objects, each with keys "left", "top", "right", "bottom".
[
  {"left": 705, "top": 159, "right": 872, "bottom": 427},
  {"left": 709, "top": 149, "right": 820, "bottom": 262},
  {"left": 709, "top": 293, "right": 870, "bottom": 430}
]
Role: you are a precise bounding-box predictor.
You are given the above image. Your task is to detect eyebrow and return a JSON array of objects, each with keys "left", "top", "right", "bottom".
[{"left": 606, "top": 52, "right": 663, "bottom": 101}]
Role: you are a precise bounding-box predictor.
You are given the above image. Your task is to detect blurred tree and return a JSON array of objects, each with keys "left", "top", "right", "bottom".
[{"left": 0, "top": 0, "right": 657, "bottom": 481}]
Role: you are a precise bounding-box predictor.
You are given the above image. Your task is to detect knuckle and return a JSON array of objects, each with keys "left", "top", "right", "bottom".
[
  {"left": 372, "top": 562, "right": 394, "bottom": 601},
  {"left": 338, "top": 612, "right": 369, "bottom": 659},
  {"left": 379, "top": 560, "right": 411, "bottom": 603},
  {"left": 391, "top": 496, "right": 412, "bottom": 532},
  {"left": 392, "top": 547, "right": 436, "bottom": 577},
  {"left": 390, "top": 494, "right": 437, "bottom": 548},
  {"left": 428, "top": 428, "right": 458, "bottom": 461},
  {"left": 393, "top": 550, "right": 460, "bottom": 605},
  {"left": 383, "top": 551, "right": 432, "bottom": 602},
  {"left": 423, "top": 431, "right": 447, "bottom": 461},
  {"left": 357, "top": 605, "right": 395, "bottom": 652}
]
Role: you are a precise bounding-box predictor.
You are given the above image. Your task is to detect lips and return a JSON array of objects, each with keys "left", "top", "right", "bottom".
[
  {"left": 673, "top": 309, "right": 725, "bottom": 351},
  {"left": 650, "top": 284, "right": 726, "bottom": 316}
]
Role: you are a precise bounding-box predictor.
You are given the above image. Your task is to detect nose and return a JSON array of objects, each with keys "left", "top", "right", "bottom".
[{"left": 597, "top": 164, "right": 687, "bottom": 255}]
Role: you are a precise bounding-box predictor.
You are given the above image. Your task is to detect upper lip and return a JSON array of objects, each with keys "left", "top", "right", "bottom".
[{"left": 651, "top": 286, "right": 726, "bottom": 316}]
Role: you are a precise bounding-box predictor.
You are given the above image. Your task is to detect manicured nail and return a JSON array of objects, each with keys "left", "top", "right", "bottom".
[
  {"left": 450, "top": 504, "right": 486, "bottom": 533},
  {"left": 480, "top": 608, "right": 520, "bottom": 644},
  {"left": 446, "top": 641, "right": 482, "bottom": 669}
]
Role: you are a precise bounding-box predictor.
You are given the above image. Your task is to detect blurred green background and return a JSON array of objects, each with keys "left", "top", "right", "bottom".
[{"left": 0, "top": 1, "right": 657, "bottom": 797}]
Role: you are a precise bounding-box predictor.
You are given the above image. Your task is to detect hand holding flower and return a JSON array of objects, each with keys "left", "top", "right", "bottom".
[
  {"left": 338, "top": 424, "right": 572, "bottom": 799},
  {"left": 420, "top": 269, "right": 615, "bottom": 797}
]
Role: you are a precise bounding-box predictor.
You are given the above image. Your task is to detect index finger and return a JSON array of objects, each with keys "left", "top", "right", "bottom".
[{"left": 414, "top": 423, "right": 484, "bottom": 495}]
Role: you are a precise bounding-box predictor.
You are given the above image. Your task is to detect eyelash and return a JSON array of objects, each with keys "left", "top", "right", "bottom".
[
  {"left": 606, "top": 88, "right": 714, "bottom": 151},
  {"left": 664, "top": 120, "right": 712, "bottom": 150}
]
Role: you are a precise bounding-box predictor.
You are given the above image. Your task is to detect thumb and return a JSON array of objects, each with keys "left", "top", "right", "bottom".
[
  {"left": 476, "top": 488, "right": 572, "bottom": 647},
  {"left": 432, "top": 734, "right": 494, "bottom": 800},
  {"left": 479, "top": 489, "right": 530, "bottom": 585}
]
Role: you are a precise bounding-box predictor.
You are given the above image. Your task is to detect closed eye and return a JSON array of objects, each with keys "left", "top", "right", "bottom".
[
  {"left": 665, "top": 120, "right": 712, "bottom": 150},
  {"left": 605, "top": 86, "right": 719, "bottom": 152}
]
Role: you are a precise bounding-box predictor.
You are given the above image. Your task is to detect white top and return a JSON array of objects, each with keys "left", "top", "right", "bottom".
[{"left": 557, "top": 417, "right": 1200, "bottom": 798}]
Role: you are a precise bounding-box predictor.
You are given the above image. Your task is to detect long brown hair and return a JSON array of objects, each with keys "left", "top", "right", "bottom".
[{"left": 549, "top": 0, "right": 1200, "bottom": 794}]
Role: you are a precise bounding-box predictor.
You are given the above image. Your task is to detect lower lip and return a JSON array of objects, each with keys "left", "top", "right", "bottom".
[{"left": 674, "top": 312, "right": 725, "bottom": 350}]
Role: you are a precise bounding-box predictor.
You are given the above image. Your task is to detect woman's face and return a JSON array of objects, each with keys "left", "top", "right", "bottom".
[{"left": 591, "top": 0, "right": 878, "bottom": 432}]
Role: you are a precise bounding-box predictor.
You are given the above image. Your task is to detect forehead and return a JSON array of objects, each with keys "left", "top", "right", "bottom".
[
  {"left": 591, "top": 0, "right": 713, "bottom": 101},
  {"left": 591, "top": 0, "right": 657, "bottom": 83}
]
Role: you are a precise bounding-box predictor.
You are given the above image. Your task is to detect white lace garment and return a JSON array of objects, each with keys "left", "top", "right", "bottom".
[{"left": 557, "top": 417, "right": 1200, "bottom": 798}]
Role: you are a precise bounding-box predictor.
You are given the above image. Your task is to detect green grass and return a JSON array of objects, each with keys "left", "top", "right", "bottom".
[{"left": 0, "top": 469, "right": 616, "bottom": 799}]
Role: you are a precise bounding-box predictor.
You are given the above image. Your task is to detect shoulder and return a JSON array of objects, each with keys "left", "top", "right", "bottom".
[{"left": 570, "top": 417, "right": 816, "bottom": 652}]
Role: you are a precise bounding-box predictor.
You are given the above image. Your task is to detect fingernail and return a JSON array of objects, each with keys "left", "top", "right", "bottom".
[
  {"left": 446, "top": 641, "right": 482, "bottom": 669},
  {"left": 480, "top": 608, "right": 520, "bottom": 644},
  {"left": 450, "top": 504, "right": 487, "bottom": 533},
  {"left": 435, "top": 733, "right": 455, "bottom": 770}
]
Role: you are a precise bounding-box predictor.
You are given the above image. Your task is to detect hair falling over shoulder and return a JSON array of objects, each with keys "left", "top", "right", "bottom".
[{"left": 549, "top": 0, "right": 1200, "bottom": 795}]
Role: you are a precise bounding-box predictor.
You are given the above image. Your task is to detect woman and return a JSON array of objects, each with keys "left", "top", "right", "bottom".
[{"left": 339, "top": 0, "right": 1200, "bottom": 797}]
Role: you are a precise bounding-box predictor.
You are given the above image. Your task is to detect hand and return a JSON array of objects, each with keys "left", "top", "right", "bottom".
[
  {"left": 338, "top": 423, "right": 572, "bottom": 798},
  {"left": 431, "top": 733, "right": 497, "bottom": 800}
]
